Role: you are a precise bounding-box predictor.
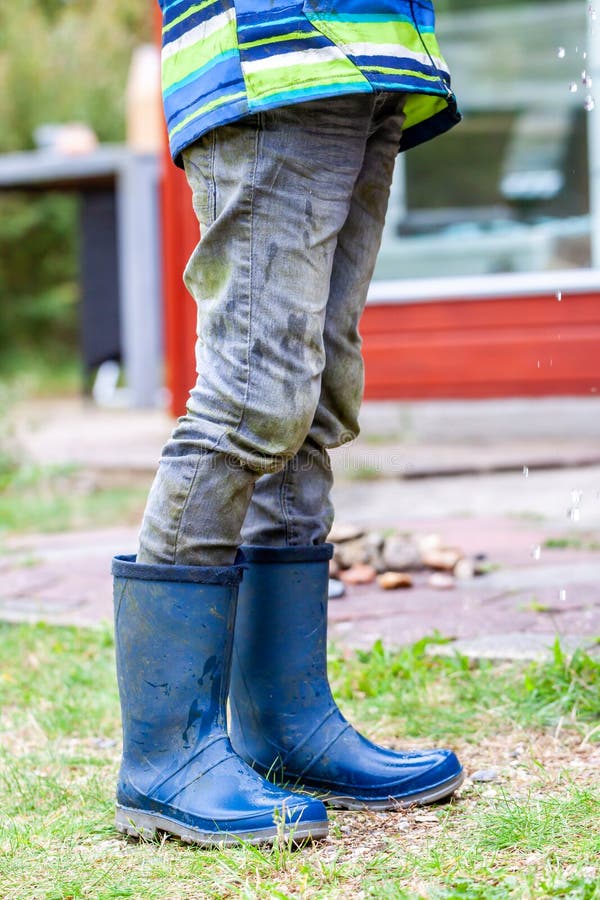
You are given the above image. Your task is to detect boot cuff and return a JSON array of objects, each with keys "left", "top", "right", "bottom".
[
  {"left": 112, "top": 554, "right": 245, "bottom": 586},
  {"left": 237, "top": 544, "right": 334, "bottom": 564}
]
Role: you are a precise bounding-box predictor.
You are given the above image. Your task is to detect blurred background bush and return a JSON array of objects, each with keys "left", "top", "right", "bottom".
[{"left": 0, "top": 0, "right": 150, "bottom": 390}]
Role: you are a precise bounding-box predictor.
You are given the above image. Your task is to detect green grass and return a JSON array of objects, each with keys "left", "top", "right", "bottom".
[
  {"left": 0, "top": 464, "right": 149, "bottom": 536},
  {"left": 1, "top": 625, "right": 599, "bottom": 899},
  {"left": 0, "top": 349, "right": 82, "bottom": 397},
  {"left": 344, "top": 465, "right": 382, "bottom": 481},
  {"left": 0, "top": 376, "right": 150, "bottom": 538},
  {"left": 329, "top": 637, "right": 600, "bottom": 740},
  {"left": 543, "top": 535, "right": 600, "bottom": 552}
]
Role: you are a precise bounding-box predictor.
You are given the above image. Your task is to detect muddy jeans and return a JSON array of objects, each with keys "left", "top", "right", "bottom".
[{"left": 138, "top": 92, "right": 405, "bottom": 566}]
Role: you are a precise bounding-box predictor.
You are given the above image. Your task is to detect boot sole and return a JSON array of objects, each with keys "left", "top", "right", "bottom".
[
  {"left": 311, "top": 770, "right": 465, "bottom": 810},
  {"left": 115, "top": 805, "right": 329, "bottom": 847}
]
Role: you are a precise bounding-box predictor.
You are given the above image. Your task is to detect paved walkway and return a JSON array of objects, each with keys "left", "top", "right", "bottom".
[
  {"left": 10, "top": 396, "right": 600, "bottom": 479},
  {"left": 2, "top": 397, "right": 600, "bottom": 658}
]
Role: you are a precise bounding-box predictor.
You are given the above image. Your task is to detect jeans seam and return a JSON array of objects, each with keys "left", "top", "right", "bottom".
[
  {"left": 170, "top": 452, "right": 203, "bottom": 564},
  {"left": 280, "top": 463, "right": 296, "bottom": 545},
  {"left": 208, "top": 129, "right": 217, "bottom": 222},
  {"left": 210, "top": 116, "right": 262, "bottom": 456}
]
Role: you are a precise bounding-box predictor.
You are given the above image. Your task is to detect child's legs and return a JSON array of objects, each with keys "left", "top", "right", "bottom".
[
  {"left": 241, "top": 94, "right": 406, "bottom": 547},
  {"left": 138, "top": 96, "right": 379, "bottom": 566}
]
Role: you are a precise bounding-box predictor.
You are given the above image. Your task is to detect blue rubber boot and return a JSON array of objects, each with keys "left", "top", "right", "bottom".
[
  {"left": 112, "top": 554, "right": 328, "bottom": 845},
  {"left": 229, "top": 545, "right": 464, "bottom": 809}
]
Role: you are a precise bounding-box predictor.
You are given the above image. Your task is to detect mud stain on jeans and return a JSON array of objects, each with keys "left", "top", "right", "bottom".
[
  {"left": 264, "top": 241, "right": 279, "bottom": 283},
  {"left": 303, "top": 197, "right": 313, "bottom": 248},
  {"left": 281, "top": 312, "right": 308, "bottom": 359}
]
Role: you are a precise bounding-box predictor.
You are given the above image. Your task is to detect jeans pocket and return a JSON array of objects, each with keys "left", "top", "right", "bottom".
[{"left": 182, "top": 131, "right": 217, "bottom": 228}]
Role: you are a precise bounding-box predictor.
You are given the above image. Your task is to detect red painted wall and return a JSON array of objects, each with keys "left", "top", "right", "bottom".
[{"left": 361, "top": 293, "right": 600, "bottom": 400}]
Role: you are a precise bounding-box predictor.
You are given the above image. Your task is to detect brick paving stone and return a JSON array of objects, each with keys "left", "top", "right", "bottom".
[{"left": 1, "top": 515, "right": 599, "bottom": 651}]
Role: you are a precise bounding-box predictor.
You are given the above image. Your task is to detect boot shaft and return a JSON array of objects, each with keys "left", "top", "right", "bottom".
[
  {"left": 230, "top": 545, "right": 337, "bottom": 765},
  {"left": 231, "top": 545, "right": 333, "bottom": 698},
  {"left": 113, "top": 555, "right": 243, "bottom": 764}
]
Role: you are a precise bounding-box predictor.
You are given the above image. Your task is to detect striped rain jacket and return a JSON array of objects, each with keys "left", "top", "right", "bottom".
[{"left": 159, "top": 0, "right": 459, "bottom": 164}]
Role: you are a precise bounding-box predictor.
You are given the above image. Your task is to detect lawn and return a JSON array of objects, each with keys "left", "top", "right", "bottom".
[
  {"left": 1, "top": 626, "right": 598, "bottom": 900},
  {"left": 0, "top": 374, "right": 150, "bottom": 540},
  {"left": 0, "top": 463, "right": 149, "bottom": 537}
]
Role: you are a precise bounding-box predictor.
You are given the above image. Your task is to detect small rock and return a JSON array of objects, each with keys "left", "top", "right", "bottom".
[
  {"left": 412, "top": 813, "right": 439, "bottom": 825},
  {"left": 334, "top": 537, "right": 369, "bottom": 569},
  {"left": 470, "top": 769, "right": 499, "bottom": 783},
  {"left": 339, "top": 564, "right": 377, "bottom": 585},
  {"left": 328, "top": 523, "right": 365, "bottom": 544},
  {"left": 481, "top": 787, "right": 499, "bottom": 799},
  {"left": 377, "top": 571, "right": 413, "bottom": 590},
  {"left": 363, "top": 531, "right": 387, "bottom": 572},
  {"left": 422, "top": 547, "right": 462, "bottom": 571},
  {"left": 427, "top": 572, "right": 455, "bottom": 590},
  {"left": 93, "top": 737, "right": 117, "bottom": 749},
  {"left": 365, "top": 531, "right": 385, "bottom": 552},
  {"left": 454, "top": 558, "right": 475, "bottom": 580},
  {"left": 416, "top": 533, "right": 443, "bottom": 555},
  {"left": 382, "top": 535, "right": 421, "bottom": 571},
  {"left": 328, "top": 578, "right": 346, "bottom": 600}
]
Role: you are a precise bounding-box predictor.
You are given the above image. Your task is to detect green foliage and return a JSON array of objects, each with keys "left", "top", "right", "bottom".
[
  {"left": 0, "top": 0, "right": 150, "bottom": 153},
  {"left": 0, "top": 385, "right": 18, "bottom": 489},
  {"left": 0, "top": 0, "right": 150, "bottom": 377},
  {"left": 0, "top": 194, "right": 79, "bottom": 368}
]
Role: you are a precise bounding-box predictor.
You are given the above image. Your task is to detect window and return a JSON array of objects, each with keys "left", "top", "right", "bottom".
[{"left": 374, "top": 1, "right": 595, "bottom": 283}]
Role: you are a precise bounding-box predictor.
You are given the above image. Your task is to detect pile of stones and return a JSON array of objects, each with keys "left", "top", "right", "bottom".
[{"left": 327, "top": 523, "right": 490, "bottom": 597}]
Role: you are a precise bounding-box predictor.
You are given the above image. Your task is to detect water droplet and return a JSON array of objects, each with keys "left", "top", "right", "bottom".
[
  {"left": 559, "top": 588, "right": 567, "bottom": 602},
  {"left": 583, "top": 50, "right": 588, "bottom": 60},
  {"left": 584, "top": 95, "right": 595, "bottom": 111},
  {"left": 591, "top": 386, "right": 598, "bottom": 393},
  {"left": 582, "top": 70, "right": 593, "bottom": 88},
  {"left": 571, "top": 489, "right": 583, "bottom": 504},
  {"left": 567, "top": 506, "right": 581, "bottom": 522},
  {"left": 537, "top": 360, "right": 542, "bottom": 368},
  {"left": 589, "top": 4, "right": 597, "bottom": 21},
  {"left": 569, "top": 82, "right": 579, "bottom": 93},
  {"left": 531, "top": 544, "right": 541, "bottom": 560},
  {"left": 556, "top": 290, "right": 562, "bottom": 301},
  {"left": 523, "top": 466, "right": 529, "bottom": 478},
  {"left": 557, "top": 46, "right": 566, "bottom": 59}
]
